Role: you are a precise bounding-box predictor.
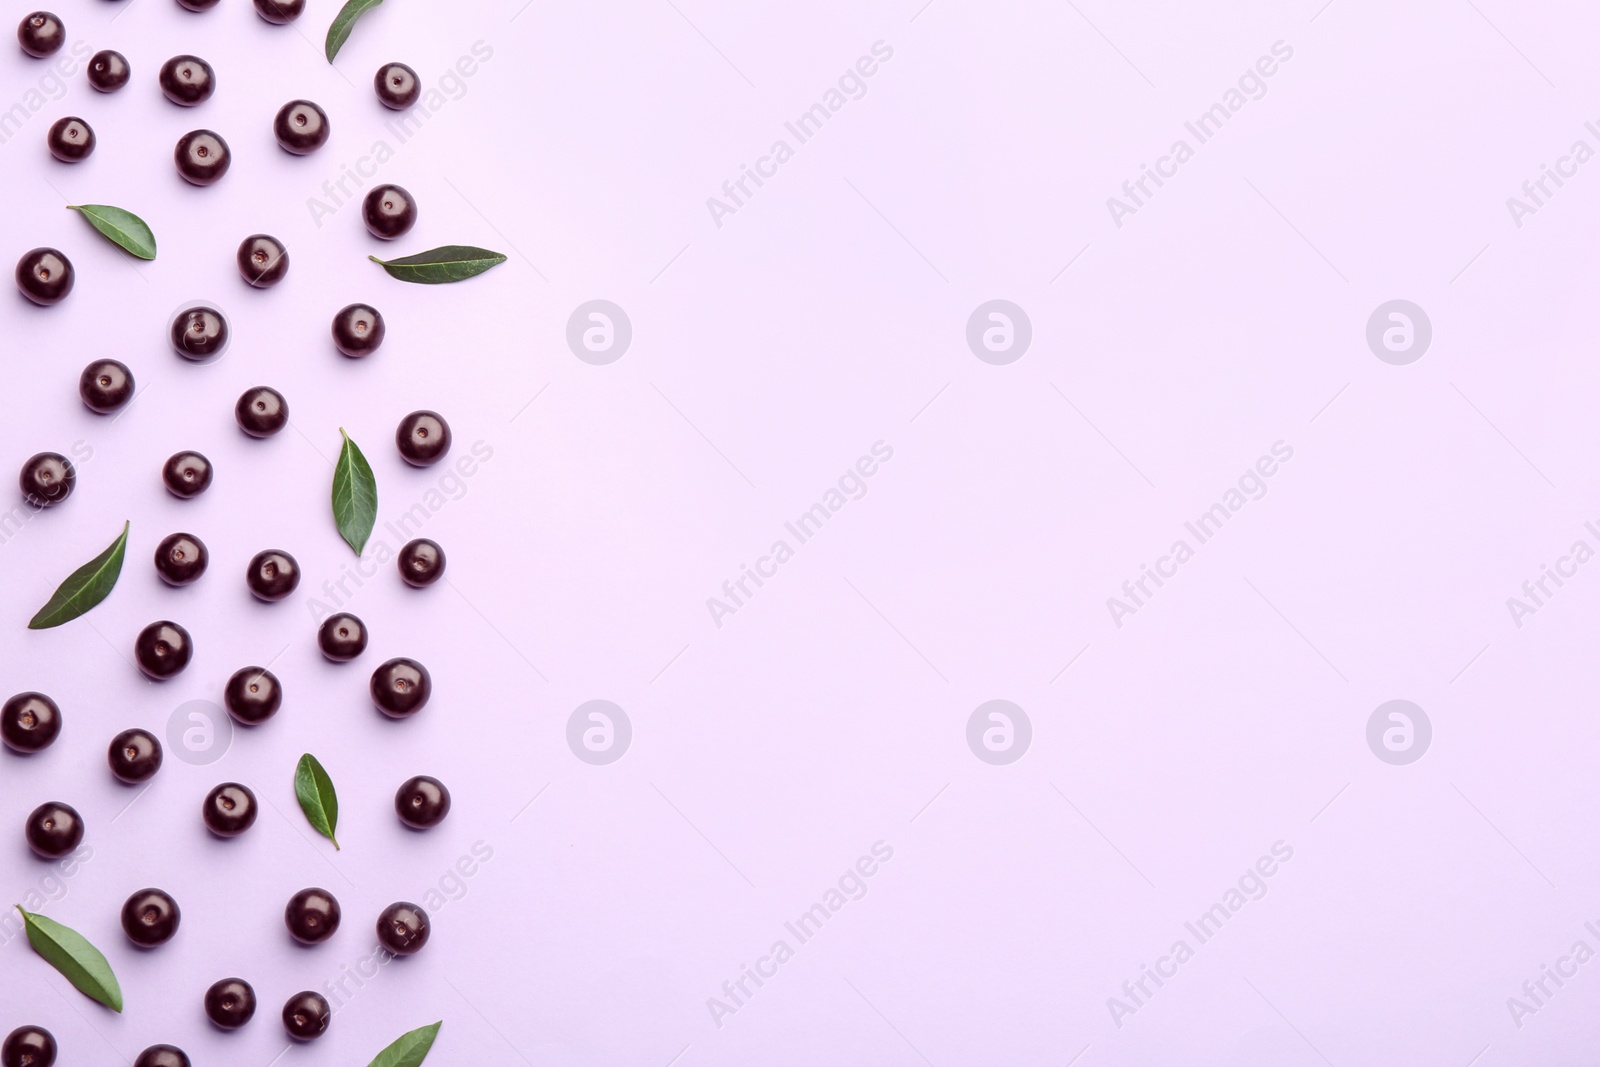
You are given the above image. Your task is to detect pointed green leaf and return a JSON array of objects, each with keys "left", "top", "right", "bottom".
[
  {"left": 66, "top": 205, "right": 157, "bottom": 260},
  {"left": 28, "top": 522, "right": 129, "bottom": 630},
  {"left": 326, "top": 0, "right": 385, "bottom": 61},
  {"left": 295, "top": 753, "right": 340, "bottom": 850},
  {"left": 332, "top": 429, "right": 377, "bottom": 556},
  {"left": 367, "top": 1021, "right": 442, "bottom": 1067},
  {"left": 17, "top": 906, "right": 123, "bottom": 1012},
  {"left": 369, "top": 246, "right": 507, "bottom": 284}
]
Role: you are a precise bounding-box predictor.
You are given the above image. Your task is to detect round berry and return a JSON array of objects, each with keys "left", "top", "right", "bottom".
[
  {"left": 254, "top": 0, "right": 304, "bottom": 22},
  {"left": 108, "top": 728, "right": 163, "bottom": 783},
  {"left": 237, "top": 235, "right": 288, "bottom": 288},
  {"left": 374, "top": 62, "right": 420, "bottom": 109},
  {"left": 1, "top": 692, "right": 60, "bottom": 753},
  {"left": 246, "top": 550, "right": 299, "bottom": 601},
  {"left": 174, "top": 129, "right": 229, "bottom": 185},
  {"left": 273, "top": 99, "right": 328, "bottom": 154},
  {"left": 154, "top": 533, "right": 208, "bottom": 586},
  {"left": 79, "top": 359, "right": 134, "bottom": 414},
  {"left": 19, "top": 452, "right": 74, "bottom": 508},
  {"left": 332, "top": 303, "right": 385, "bottom": 357},
  {"left": 2, "top": 1027, "right": 56, "bottom": 1067},
  {"left": 284, "top": 888, "right": 340, "bottom": 944},
  {"left": 236, "top": 386, "right": 288, "bottom": 438},
  {"left": 396, "top": 411, "right": 451, "bottom": 466},
  {"left": 46, "top": 117, "right": 93, "bottom": 162},
  {"left": 317, "top": 612, "right": 367, "bottom": 662},
  {"left": 133, "top": 1047, "right": 189, "bottom": 1067},
  {"left": 396, "top": 776, "right": 450, "bottom": 830},
  {"left": 202, "top": 784, "right": 257, "bottom": 838},
  {"left": 362, "top": 184, "right": 415, "bottom": 240},
  {"left": 169, "top": 304, "right": 229, "bottom": 362},
  {"left": 376, "top": 902, "right": 430, "bottom": 956},
  {"left": 24, "top": 802, "right": 82, "bottom": 859},
  {"left": 17, "top": 12, "right": 63, "bottom": 58},
  {"left": 162, "top": 451, "right": 213, "bottom": 498},
  {"left": 224, "top": 667, "right": 282, "bottom": 725},
  {"left": 203, "top": 977, "right": 255, "bottom": 1028},
  {"left": 282, "top": 991, "right": 330, "bottom": 1041},
  {"left": 398, "top": 539, "right": 445, "bottom": 587},
  {"left": 135, "top": 621, "right": 192, "bottom": 681},
  {"left": 159, "top": 55, "right": 214, "bottom": 106},
  {"left": 176, "top": 0, "right": 220, "bottom": 9},
  {"left": 371, "top": 658, "right": 431, "bottom": 718},
  {"left": 87, "top": 49, "right": 129, "bottom": 92},
  {"left": 121, "top": 888, "right": 180, "bottom": 947},
  {"left": 16, "top": 247, "right": 72, "bottom": 305}
]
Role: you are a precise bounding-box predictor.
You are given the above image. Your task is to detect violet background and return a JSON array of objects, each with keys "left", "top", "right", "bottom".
[{"left": 2, "top": 0, "right": 1598, "bottom": 1063}]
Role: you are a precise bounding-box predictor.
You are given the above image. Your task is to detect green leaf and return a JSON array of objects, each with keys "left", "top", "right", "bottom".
[
  {"left": 28, "top": 522, "right": 129, "bottom": 630},
  {"left": 367, "top": 1021, "right": 442, "bottom": 1067},
  {"left": 17, "top": 906, "right": 123, "bottom": 1012},
  {"left": 369, "top": 246, "right": 508, "bottom": 284},
  {"left": 66, "top": 205, "right": 156, "bottom": 260},
  {"left": 295, "top": 753, "right": 341, "bottom": 850},
  {"left": 332, "top": 429, "right": 378, "bottom": 556},
  {"left": 326, "top": 0, "right": 385, "bottom": 61}
]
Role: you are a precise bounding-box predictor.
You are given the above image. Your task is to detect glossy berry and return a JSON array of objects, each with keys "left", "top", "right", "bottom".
[
  {"left": 203, "top": 783, "right": 257, "bottom": 838},
  {"left": 376, "top": 902, "right": 430, "bottom": 956},
  {"left": 396, "top": 411, "right": 452, "bottom": 466},
  {"left": 24, "top": 802, "right": 82, "bottom": 859},
  {"left": 174, "top": 129, "right": 229, "bottom": 185},
  {"left": 159, "top": 55, "right": 214, "bottom": 106},
  {"left": 79, "top": 359, "right": 135, "bottom": 414},
  {"left": 371, "top": 658, "right": 431, "bottom": 718},
  {"left": 170, "top": 304, "right": 229, "bottom": 361},
  {"left": 362, "top": 184, "right": 416, "bottom": 240},
  {"left": 246, "top": 549, "right": 299, "bottom": 600},
  {"left": 237, "top": 235, "right": 288, "bottom": 288},
  {"left": 2, "top": 1026, "right": 56, "bottom": 1067},
  {"left": 282, "top": 992, "right": 330, "bottom": 1041},
  {"left": 225, "top": 666, "right": 282, "bottom": 725},
  {"left": 121, "top": 888, "right": 181, "bottom": 947},
  {"left": 87, "top": 49, "right": 129, "bottom": 92},
  {"left": 16, "top": 247, "right": 73, "bottom": 305},
  {"left": 203, "top": 978, "right": 256, "bottom": 1029},
  {"left": 255, "top": 0, "right": 304, "bottom": 22},
  {"left": 176, "top": 0, "right": 220, "bottom": 9},
  {"left": 374, "top": 63, "right": 420, "bottom": 109},
  {"left": 396, "top": 776, "right": 450, "bottom": 829},
  {"left": 236, "top": 387, "right": 288, "bottom": 438},
  {"left": 274, "top": 100, "right": 328, "bottom": 154},
  {"left": 332, "top": 303, "right": 385, "bottom": 357},
  {"left": 163, "top": 451, "right": 213, "bottom": 498},
  {"left": 155, "top": 533, "right": 208, "bottom": 586},
  {"left": 135, "top": 622, "right": 192, "bottom": 680},
  {"left": 133, "top": 1047, "right": 189, "bottom": 1067},
  {"left": 19, "top": 452, "right": 74, "bottom": 508},
  {"left": 17, "top": 12, "right": 63, "bottom": 58},
  {"left": 46, "top": 117, "right": 93, "bottom": 162},
  {"left": 398, "top": 538, "right": 445, "bottom": 587},
  {"left": 318, "top": 612, "right": 367, "bottom": 662},
  {"left": 1, "top": 692, "right": 61, "bottom": 754},
  {"left": 108, "top": 728, "right": 163, "bottom": 783},
  {"left": 285, "top": 887, "right": 341, "bottom": 944}
]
